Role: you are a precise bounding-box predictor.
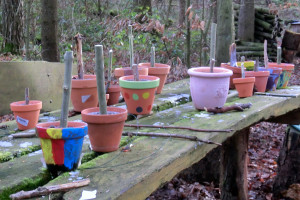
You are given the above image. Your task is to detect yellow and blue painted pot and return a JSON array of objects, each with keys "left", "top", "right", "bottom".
[{"left": 36, "top": 121, "right": 88, "bottom": 172}]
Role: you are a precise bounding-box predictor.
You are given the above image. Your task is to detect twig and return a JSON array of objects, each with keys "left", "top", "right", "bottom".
[
  {"left": 204, "top": 103, "right": 252, "bottom": 114},
  {"left": 229, "top": 43, "right": 237, "bottom": 67},
  {"left": 11, "top": 131, "right": 36, "bottom": 138},
  {"left": 74, "top": 33, "right": 84, "bottom": 79},
  {"left": 264, "top": 39, "right": 269, "bottom": 69},
  {"left": 277, "top": 46, "right": 281, "bottom": 65},
  {"left": 254, "top": 92, "right": 297, "bottom": 98},
  {"left": 124, "top": 124, "right": 232, "bottom": 133},
  {"left": 10, "top": 179, "right": 90, "bottom": 200},
  {"left": 25, "top": 88, "right": 29, "bottom": 105},
  {"left": 241, "top": 56, "right": 245, "bottom": 78},
  {"left": 151, "top": 46, "right": 155, "bottom": 68},
  {"left": 122, "top": 131, "right": 222, "bottom": 146}
]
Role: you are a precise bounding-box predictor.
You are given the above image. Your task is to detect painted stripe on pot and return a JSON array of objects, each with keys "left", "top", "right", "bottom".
[
  {"left": 51, "top": 139, "right": 65, "bottom": 165},
  {"left": 47, "top": 128, "right": 63, "bottom": 139},
  {"left": 119, "top": 75, "right": 160, "bottom": 89},
  {"left": 40, "top": 139, "right": 55, "bottom": 164},
  {"left": 64, "top": 137, "right": 84, "bottom": 169}
]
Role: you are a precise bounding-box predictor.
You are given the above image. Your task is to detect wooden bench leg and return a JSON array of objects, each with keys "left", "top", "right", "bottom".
[{"left": 220, "top": 128, "right": 249, "bottom": 200}]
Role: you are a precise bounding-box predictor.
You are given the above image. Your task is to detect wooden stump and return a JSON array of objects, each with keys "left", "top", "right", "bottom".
[
  {"left": 273, "top": 125, "right": 300, "bottom": 199},
  {"left": 220, "top": 128, "right": 249, "bottom": 200}
]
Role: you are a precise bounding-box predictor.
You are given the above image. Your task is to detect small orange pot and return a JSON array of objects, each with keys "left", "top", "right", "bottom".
[
  {"left": 114, "top": 67, "right": 148, "bottom": 80},
  {"left": 138, "top": 63, "right": 171, "bottom": 94},
  {"left": 233, "top": 77, "right": 255, "bottom": 98},
  {"left": 245, "top": 70, "right": 270, "bottom": 92},
  {"left": 81, "top": 107, "right": 127, "bottom": 152},
  {"left": 106, "top": 83, "right": 121, "bottom": 106},
  {"left": 221, "top": 63, "right": 241, "bottom": 89},
  {"left": 10, "top": 100, "right": 42, "bottom": 130},
  {"left": 119, "top": 75, "right": 160, "bottom": 115},
  {"left": 71, "top": 75, "right": 98, "bottom": 112},
  {"left": 268, "top": 62, "right": 295, "bottom": 88}
]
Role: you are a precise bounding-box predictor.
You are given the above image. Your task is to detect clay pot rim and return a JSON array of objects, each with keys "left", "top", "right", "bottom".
[
  {"left": 233, "top": 77, "right": 255, "bottom": 84},
  {"left": 10, "top": 100, "right": 42, "bottom": 112},
  {"left": 114, "top": 67, "right": 148, "bottom": 76},
  {"left": 119, "top": 75, "right": 160, "bottom": 89},
  {"left": 268, "top": 62, "right": 295, "bottom": 70},
  {"left": 245, "top": 70, "right": 270, "bottom": 77},
  {"left": 138, "top": 63, "right": 171, "bottom": 75},
  {"left": 258, "top": 67, "right": 282, "bottom": 74},
  {"left": 106, "top": 84, "right": 121, "bottom": 92},
  {"left": 81, "top": 106, "right": 128, "bottom": 124},
  {"left": 72, "top": 75, "right": 97, "bottom": 88},
  {"left": 36, "top": 121, "right": 88, "bottom": 139},
  {"left": 188, "top": 67, "right": 233, "bottom": 78}
]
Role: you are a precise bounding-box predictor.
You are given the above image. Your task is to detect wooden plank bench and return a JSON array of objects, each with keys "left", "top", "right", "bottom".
[{"left": 1, "top": 79, "right": 300, "bottom": 200}]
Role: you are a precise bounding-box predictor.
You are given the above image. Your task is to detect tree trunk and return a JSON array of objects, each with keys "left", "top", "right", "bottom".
[
  {"left": 216, "top": 0, "right": 234, "bottom": 66},
  {"left": 186, "top": 0, "right": 191, "bottom": 69},
  {"left": 178, "top": 0, "right": 186, "bottom": 26},
  {"left": 25, "top": 0, "right": 33, "bottom": 60},
  {"left": 273, "top": 125, "right": 300, "bottom": 199},
  {"left": 238, "top": 0, "right": 254, "bottom": 41},
  {"left": 1, "top": 0, "right": 24, "bottom": 54},
  {"left": 41, "top": 0, "right": 60, "bottom": 62}
]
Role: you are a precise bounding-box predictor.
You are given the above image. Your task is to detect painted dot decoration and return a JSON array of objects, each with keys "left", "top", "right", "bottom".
[
  {"left": 142, "top": 92, "right": 150, "bottom": 99},
  {"left": 132, "top": 93, "right": 139, "bottom": 101},
  {"left": 136, "top": 106, "right": 143, "bottom": 113},
  {"left": 124, "top": 93, "right": 130, "bottom": 99}
]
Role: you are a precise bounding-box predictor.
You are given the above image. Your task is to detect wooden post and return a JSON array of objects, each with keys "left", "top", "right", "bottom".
[
  {"left": 151, "top": 46, "right": 155, "bottom": 68},
  {"left": 60, "top": 51, "right": 73, "bottom": 128},
  {"left": 25, "top": 88, "right": 29, "bottom": 105},
  {"left": 108, "top": 50, "right": 113, "bottom": 82},
  {"left": 129, "top": 25, "right": 134, "bottom": 69},
  {"left": 133, "top": 64, "right": 139, "bottom": 81},
  {"left": 241, "top": 56, "right": 245, "bottom": 78},
  {"left": 95, "top": 45, "right": 107, "bottom": 115},
  {"left": 254, "top": 57, "right": 259, "bottom": 72},
  {"left": 220, "top": 128, "right": 249, "bottom": 200},
  {"left": 277, "top": 46, "right": 282, "bottom": 65},
  {"left": 210, "top": 23, "right": 217, "bottom": 73},
  {"left": 74, "top": 33, "right": 84, "bottom": 79},
  {"left": 229, "top": 43, "right": 237, "bottom": 67},
  {"left": 264, "top": 40, "right": 269, "bottom": 68}
]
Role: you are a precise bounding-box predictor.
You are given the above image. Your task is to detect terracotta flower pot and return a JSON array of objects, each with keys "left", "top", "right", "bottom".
[
  {"left": 268, "top": 62, "right": 295, "bottom": 88},
  {"left": 258, "top": 67, "right": 282, "bottom": 91},
  {"left": 138, "top": 63, "right": 171, "bottom": 94},
  {"left": 188, "top": 67, "right": 233, "bottom": 110},
  {"left": 221, "top": 63, "right": 241, "bottom": 89},
  {"left": 119, "top": 75, "right": 160, "bottom": 115},
  {"left": 71, "top": 75, "right": 98, "bottom": 112},
  {"left": 114, "top": 67, "right": 148, "bottom": 80},
  {"left": 233, "top": 77, "right": 255, "bottom": 98},
  {"left": 36, "top": 121, "right": 88, "bottom": 172},
  {"left": 10, "top": 100, "right": 42, "bottom": 130},
  {"left": 245, "top": 70, "right": 270, "bottom": 92},
  {"left": 96, "top": 94, "right": 110, "bottom": 107},
  {"left": 81, "top": 107, "right": 127, "bottom": 152},
  {"left": 106, "top": 83, "right": 121, "bottom": 106}
]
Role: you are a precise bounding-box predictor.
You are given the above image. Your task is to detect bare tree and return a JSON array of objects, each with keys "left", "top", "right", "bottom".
[
  {"left": 238, "top": 0, "right": 255, "bottom": 41},
  {"left": 41, "top": 0, "right": 60, "bottom": 62},
  {"left": 179, "top": 0, "right": 186, "bottom": 26},
  {"left": 1, "top": 0, "right": 24, "bottom": 54}
]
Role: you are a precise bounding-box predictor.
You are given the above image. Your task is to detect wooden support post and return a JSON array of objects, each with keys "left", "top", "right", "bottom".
[
  {"left": 60, "top": 51, "right": 73, "bottom": 128},
  {"left": 210, "top": 23, "right": 217, "bottom": 73},
  {"left": 241, "top": 56, "right": 245, "bottom": 78},
  {"left": 264, "top": 40, "right": 269, "bottom": 68},
  {"left": 25, "top": 88, "right": 29, "bottom": 105},
  {"left": 74, "top": 33, "right": 84, "bottom": 79},
  {"left": 220, "top": 127, "right": 249, "bottom": 200},
  {"left": 151, "top": 46, "right": 155, "bottom": 68}
]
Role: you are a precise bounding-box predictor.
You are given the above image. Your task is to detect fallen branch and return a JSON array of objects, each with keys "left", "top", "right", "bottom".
[
  {"left": 10, "top": 179, "right": 90, "bottom": 200},
  {"left": 122, "top": 131, "right": 222, "bottom": 146},
  {"left": 254, "top": 92, "right": 298, "bottom": 98},
  {"left": 204, "top": 103, "right": 252, "bottom": 114},
  {"left": 11, "top": 131, "right": 36, "bottom": 138},
  {"left": 124, "top": 124, "right": 232, "bottom": 133}
]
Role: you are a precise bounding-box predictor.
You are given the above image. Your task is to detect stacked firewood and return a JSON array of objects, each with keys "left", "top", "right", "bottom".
[{"left": 234, "top": 5, "right": 283, "bottom": 61}]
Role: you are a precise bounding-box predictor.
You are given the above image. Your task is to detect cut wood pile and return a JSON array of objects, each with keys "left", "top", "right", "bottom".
[{"left": 234, "top": 5, "right": 283, "bottom": 61}]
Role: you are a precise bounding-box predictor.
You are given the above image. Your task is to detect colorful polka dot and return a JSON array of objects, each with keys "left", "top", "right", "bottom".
[
  {"left": 142, "top": 92, "right": 150, "bottom": 99},
  {"left": 132, "top": 93, "right": 139, "bottom": 101},
  {"left": 136, "top": 106, "right": 143, "bottom": 113},
  {"left": 124, "top": 93, "right": 130, "bottom": 99}
]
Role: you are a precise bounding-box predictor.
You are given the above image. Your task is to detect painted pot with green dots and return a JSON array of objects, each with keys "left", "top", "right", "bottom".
[{"left": 119, "top": 75, "right": 160, "bottom": 115}]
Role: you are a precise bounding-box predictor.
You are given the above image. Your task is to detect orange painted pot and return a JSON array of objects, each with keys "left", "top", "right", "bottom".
[
  {"left": 106, "top": 83, "right": 121, "bottom": 106},
  {"left": 81, "top": 107, "right": 127, "bottom": 152},
  {"left": 71, "top": 75, "right": 98, "bottom": 112},
  {"left": 36, "top": 121, "right": 87, "bottom": 174},
  {"left": 245, "top": 70, "right": 270, "bottom": 92},
  {"left": 138, "top": 63, "right": 171, "bottom": 94},
  {"left": 221, "top": 63, "right": 241, "bottom": 89},
  {"left": 119, "top": 75, "right": 160, "bottom": 115},
  {"left": 10, "top": 100, "right": 42, "bottom": 130},
  {"left": 268, "top": 62, "right": 295, "bottom": 88},
  {"left": 96, "top": 94, "right": 110, "bottom": 107},
  {"left": 114, "top": 67, "right": 148, "bottom": 80},
  {"left": 233, "top": 77, "right": 255, "bottom": 98}
]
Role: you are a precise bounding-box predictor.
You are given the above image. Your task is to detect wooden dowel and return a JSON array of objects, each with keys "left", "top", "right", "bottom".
[
  {"left": 25, "top": 88, "right": 29, "bottom": 105},
  {"left": 254, "top": 57, "right": 259, "bottom": 72},
  {"left": 230, "top": 43, "right": 237, "bottom": 67},
  {"left": 60, "top": 51, "right": 73, "bottom": 128},
  {"left": 95, "top": 45, "right": 107, "bottom": 115},
  {"left": 151, "top": 46, "right": 155, "bottom": 68},
  {"left": 74, "top": 33, "right": 84, "bottom": 79},
  {"left": 264, "top": 40, "right": 269, "bottom": 69},
  {"left": 133, "top": 64, "right": 139, "bottom": 81},
  {"left": 129, "top": 24, "right": 133, "bottom": 36},
  {"left": 209, "top": 23, "right": 217, "bottom": 71},
  {"left": 129, "top": 35, "right": 134, "bottom": 69},
  {"left": 108, "top": 49, "right": 113, "bottom": 82},
  {"left": 277, "top": 46, "right": 281, "bottom": 65},
  {"left": 210, "top": 59, "right": 215, "bottom": 73},
  {"left": 241, "top": 56, "right": 245, "bottom": 78}
]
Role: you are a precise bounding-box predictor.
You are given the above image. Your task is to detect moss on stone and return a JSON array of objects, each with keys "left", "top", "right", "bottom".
[
  {"left": 0, "top": 152, "right": 13, "bottom": 163},
  {"left": 0, "top": 145, "right": 41, "bottom": 163}
]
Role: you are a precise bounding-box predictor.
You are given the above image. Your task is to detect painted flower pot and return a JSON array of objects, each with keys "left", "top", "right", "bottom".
[
  {"left": 71, "top": 75, "right": 98, "bottom": 112},
  {"left": 114, "top": 67, "right": 148, "bottom": 80},
  {"left": 188, "top": 67, "right": 233, "bottom": 110},
  {"left": 258, "top": 67, "right": 282, "bottom": 91},
  {"left": 138, "top": 63, "right": 171, "bottom": 94},
  {"left": 268, "top": 62, "right": 295, "bottom": 88},
  {"left": 233, "top": 77, "right": 255, "bottom": 98},
  {"left": 119, "top": 75, "right": 160, "bottom": 115},
  {"left": 10, "top": 100, "right": 42, "bottom": 130},
  {"left": 81, "top": 107, "right": 127, "bottom": 152},
  {"left": 221, "top": 63, "right": 241, "bottom": 89},
  {"left": 36, "top": 121, "right": 88, "bottom": 172},
  {"left": 245, "top": 70, "right": 270, "bottom": 92},
  {"left": 106, "top": 83, "right": 121, "bottom": 106}
]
